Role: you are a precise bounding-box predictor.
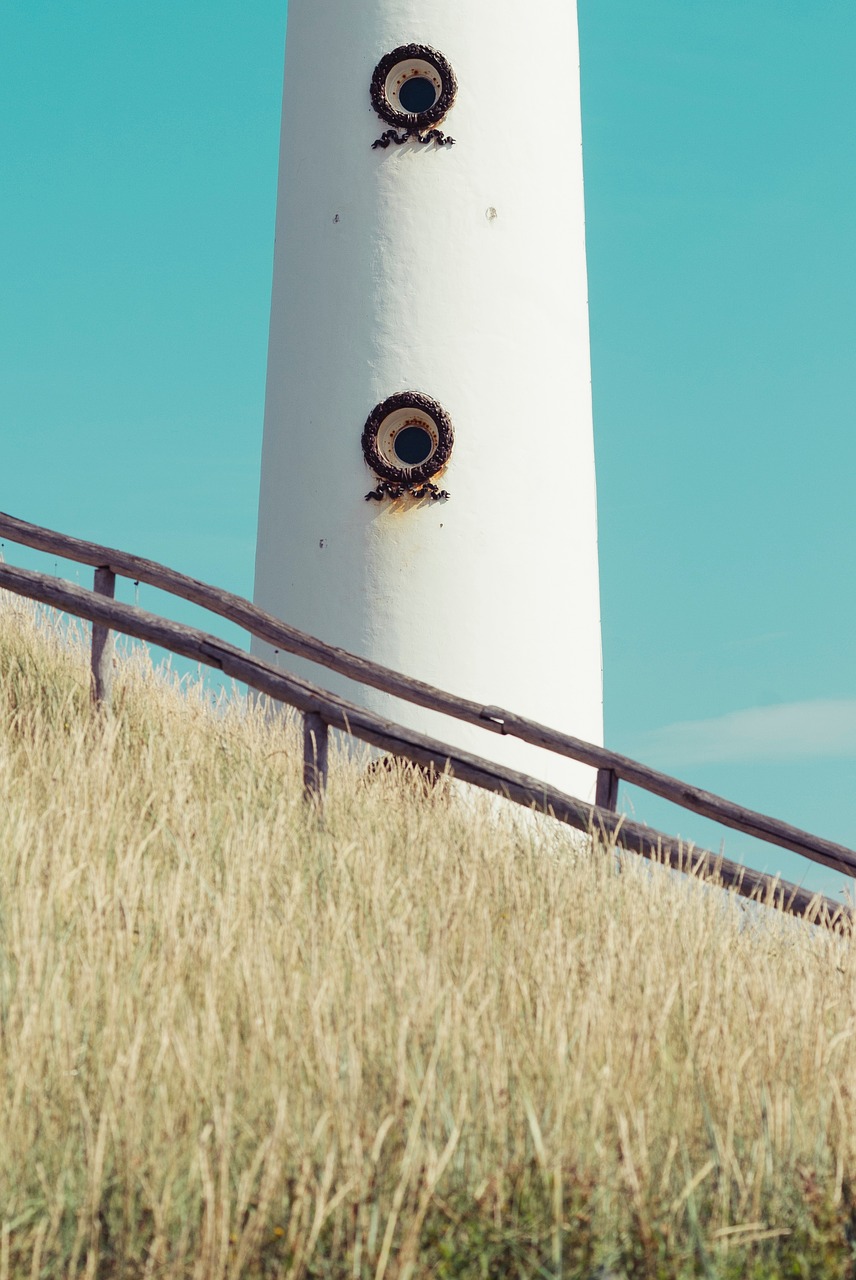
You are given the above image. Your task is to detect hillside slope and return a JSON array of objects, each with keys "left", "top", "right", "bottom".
[{"left": 1, "top": 597, "right": 855, "bottom": 1279}]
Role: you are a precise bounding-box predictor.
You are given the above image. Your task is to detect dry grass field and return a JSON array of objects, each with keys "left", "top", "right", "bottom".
[{"left": 1, "top": 595, "right": 856, "bottom": 1279}]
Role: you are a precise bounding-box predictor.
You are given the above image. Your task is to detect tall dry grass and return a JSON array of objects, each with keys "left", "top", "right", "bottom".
[{"left": 1, "top": 595, "right": 855, "bottom": 1279}]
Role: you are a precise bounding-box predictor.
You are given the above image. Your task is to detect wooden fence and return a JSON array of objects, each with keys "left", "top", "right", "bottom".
[{"left": 0, "top": 509, "right": 852, "bottom": 931}]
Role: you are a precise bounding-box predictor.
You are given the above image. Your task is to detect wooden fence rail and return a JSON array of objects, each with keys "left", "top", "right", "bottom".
[
  {"left": 2, "top": 510, "right": 853, "bottom": 882},
  {"left": 0, "top": 559, "right": 850, "bottom": 931},
  {"left": 0, "top": 506, "right": 849, "bottom": 931}
]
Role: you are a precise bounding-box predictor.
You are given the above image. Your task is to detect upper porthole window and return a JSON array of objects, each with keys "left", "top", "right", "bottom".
[
  {"left": 397, "top": 72, "right": 439, "bottom": 115},
  {"left": 370, "top": 44, "right": 457, "bottom": 132}
]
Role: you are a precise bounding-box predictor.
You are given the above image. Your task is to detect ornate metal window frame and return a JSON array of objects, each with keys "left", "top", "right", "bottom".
[
  {"left": 370, "top": 44, "right": 457, "bottom": 149},
  {"left": 362, "top": 391, "right": 454, "bottom": 501}
]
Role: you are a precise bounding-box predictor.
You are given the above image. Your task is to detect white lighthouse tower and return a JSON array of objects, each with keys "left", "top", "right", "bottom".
[{"left": 254, "top": 0, "right": 603, "bottom": 797}]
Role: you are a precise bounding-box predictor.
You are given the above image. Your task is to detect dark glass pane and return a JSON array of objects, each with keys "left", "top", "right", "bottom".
[
  {"left": 394, "top": 426, "right": 433, "bottom": 465},
  {"left": 398, "top": 76, "right": 437, "bottom": 114}
]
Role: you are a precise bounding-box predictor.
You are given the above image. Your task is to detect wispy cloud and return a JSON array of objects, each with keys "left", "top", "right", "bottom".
[{"left": 628, "top": 699, "right": 856, "bottom": 767}]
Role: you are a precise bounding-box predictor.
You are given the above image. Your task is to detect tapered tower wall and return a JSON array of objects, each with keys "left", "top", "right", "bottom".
[{"left": 254, "top": 0, "right": 603, "bottom": 797}]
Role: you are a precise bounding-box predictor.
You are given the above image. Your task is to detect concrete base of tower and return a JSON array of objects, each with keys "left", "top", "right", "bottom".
[{"left": 250, "top": 638, "right": 601, "bottom": 805}]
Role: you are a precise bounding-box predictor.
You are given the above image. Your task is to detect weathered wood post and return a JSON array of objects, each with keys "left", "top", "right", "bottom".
[
  {"left": 90, "top": 566, "right": 116, "bottom": 708},
  {"left": 595, "top": 767, "right": 619, "bottom": 813},
  {"left": 303, "top": 711, "right": 329, "bottom": 802}
]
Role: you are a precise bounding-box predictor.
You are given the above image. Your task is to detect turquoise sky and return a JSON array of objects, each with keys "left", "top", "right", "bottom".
[{"left": 2, "top": 2, "right": 854, "bottom": 901}]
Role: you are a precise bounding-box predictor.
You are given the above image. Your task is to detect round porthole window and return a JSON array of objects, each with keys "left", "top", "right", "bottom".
[
  {"left": 362, "top": 392, "right": 454, "bottom": 487},
  {"left": 370, "top": 44, "right": 457, "bottom": 131}
]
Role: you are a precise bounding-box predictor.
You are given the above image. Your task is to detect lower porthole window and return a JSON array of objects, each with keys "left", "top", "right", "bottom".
[
  {"left": 392, "top": 423, "right": 434, "bottom": 465},
  {"left": 361, "top": 392, "right": 454, "bottom": 488}
]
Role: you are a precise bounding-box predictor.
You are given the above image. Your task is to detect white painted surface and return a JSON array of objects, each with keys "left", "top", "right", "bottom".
[{"left": 254, "top": 0, "right": 603, "bottom": 798}]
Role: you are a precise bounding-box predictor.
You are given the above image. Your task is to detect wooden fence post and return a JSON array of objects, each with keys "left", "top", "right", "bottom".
[
  {"left": 303, "top": 711, "right": 329, "bottom": 801},
  {"left": 90, "top": 566, "right": 116, "bottom": 708},
  {"left": 595, "top": 767, "right": 619, "bottom": 813}
]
